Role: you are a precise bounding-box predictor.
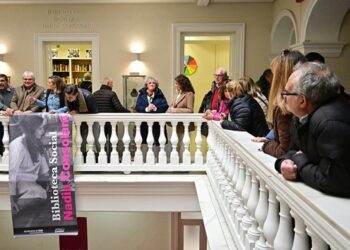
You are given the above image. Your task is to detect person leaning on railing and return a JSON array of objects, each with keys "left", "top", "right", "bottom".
[
  {"left": 275, "top": 62, "right": 350, "bottom": 197},
  {"left": 220, "top": 79, "right": 269, "bottom": 137}
]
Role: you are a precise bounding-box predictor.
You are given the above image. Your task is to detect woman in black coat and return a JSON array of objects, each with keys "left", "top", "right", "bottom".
[{"left": 221, "top": 80, "right": 269, "bottom": 137}]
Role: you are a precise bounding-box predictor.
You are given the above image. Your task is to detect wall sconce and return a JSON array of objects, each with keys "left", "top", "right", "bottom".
[{"left": 129, "top": 53, "right": 144, "bottom": 75}]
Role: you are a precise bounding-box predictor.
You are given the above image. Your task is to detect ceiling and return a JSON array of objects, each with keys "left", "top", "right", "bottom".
[{"left": 0, "top": 0, "right": 274, "bottom": 5}]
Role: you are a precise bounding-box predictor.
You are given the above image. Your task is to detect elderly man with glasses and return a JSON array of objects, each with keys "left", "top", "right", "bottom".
[
  {"left": 275, "top": 62, "right": 350, "bottom": 197},
  {"left": 198, "top": 67, "right": 229, "bottom": 136}
]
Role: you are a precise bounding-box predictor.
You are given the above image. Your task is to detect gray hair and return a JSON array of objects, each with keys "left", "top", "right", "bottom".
[
  {"left": 22, "top": 71, "right": 35, "bottom": 81},
  {"left": 144, "top": 76, "right": 159, "bottom": 88},
  {"left": 292, "top": 62, "right": 341, "bottom": 108}
]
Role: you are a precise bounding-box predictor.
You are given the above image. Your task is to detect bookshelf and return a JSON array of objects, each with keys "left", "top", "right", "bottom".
[{"left": 52, "top": 58, "right": 92, "bottom": 85}]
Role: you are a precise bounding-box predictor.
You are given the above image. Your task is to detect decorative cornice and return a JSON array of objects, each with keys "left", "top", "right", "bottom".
[{"left": 290, "top": 41, "right": 348, "bottom": 57}]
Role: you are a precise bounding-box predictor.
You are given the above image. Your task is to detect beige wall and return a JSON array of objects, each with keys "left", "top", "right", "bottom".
[
  {"left": 0, "top": 211, "right": 171, "bottom": 250},
  {"left": 185, "top": 40, "right": 230, "bottom": 112},
  {"left": 0, "top": 3, "right": 272, "bottom": 101},
  {"left": 272, "top": 0, "right": 350, "bottom": 90}
]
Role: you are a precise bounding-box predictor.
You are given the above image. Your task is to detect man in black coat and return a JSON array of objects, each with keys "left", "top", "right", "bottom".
[
  {"left": 93, "top": 77, "right": 130, "bottom": 161},
  {"left": 275, "top": 62, "right": 350, "bottom": 197}
]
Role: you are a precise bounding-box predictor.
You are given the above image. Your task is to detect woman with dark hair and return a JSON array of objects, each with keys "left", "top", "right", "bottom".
[
  {"left": 30, "top": 75, "right": 67, "bottom": 113},
  {"left": 136, "top": 76, "right": 168, "bottom": 145},
  {"left": 168, "top": 74, "right": 195, "bottom": 113},
  {"left": 9, "top": 114, "right": 49, "bottom": 215},
  {"left": 256, "top": 69, "right": 273, "bottom": 100}
]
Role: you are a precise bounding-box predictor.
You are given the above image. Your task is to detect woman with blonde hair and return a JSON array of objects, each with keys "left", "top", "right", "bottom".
[
  {"left": 221, "top": 80, "right": 268, "bottom": 137},
  {"left": 252, "top": 49, "right": 306, "bottom": 157},
  {"left": 239, "top": 76, "right": 268, "bottom": 117}
]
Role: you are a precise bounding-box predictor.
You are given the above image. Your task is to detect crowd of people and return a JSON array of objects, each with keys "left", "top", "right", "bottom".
[{"left": 1, "top": 50, "right": 350, "bottom": 197}]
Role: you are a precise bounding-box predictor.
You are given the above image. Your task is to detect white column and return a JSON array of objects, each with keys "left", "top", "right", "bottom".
[
  {"left": 182, "top": 122, "right": 191, "bottom": 165},
  {"left": 291, "top": 211, "right": 310, "bottom": 250},
  {"left": 194, "top": 121, "right": 203, "bottom": 165},
  {"left": 306, "top": 226, "right": 328, "bottom": 250},
  {"left": 274, "top": 197, "right": 293, "bottom": 250},
  {"left": 254, "top": 178, "right": 268, "bottom": 250},
  {"left": 98, "top": 122, "right": 107, "bottom": 164},
  {"left": 158, "top": 121, "right": 167, "bottom": 165},
  {"left": 122, "top": 121, "right": 131, "bottom": 164},
  {"left": 246, "top": 172, "right": 260, "bottom": 250},
  {"left": 263, "top": 188, "right": 279, "bottom": 249},
  {"left": 74, "top": 121, "right": 84, "bottom": 166},
  {"left": 234, "top": 159, "right": 246, "bottom": 232},
  {"left": 170, "top": 121, "right": 179, "bottom": 164},
  {"left": 133, "top": 121, "right": 143, "bottom": 164},
  {"left": 240, "top": 166, "right": 252, "bottom": 239},
  {"left": 146, "top": 121, "right": 155, "bottom": 165},
  {"left": 85, "top": 121, "right": 95, "bottom": 164},
  {"left": 110, "top": 121, "right": 119, "bottom": 165}
]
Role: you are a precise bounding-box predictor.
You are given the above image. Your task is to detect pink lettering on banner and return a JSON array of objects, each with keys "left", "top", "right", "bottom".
[{"left": 62, "top": 185, "right": 73, "bottom": 221}]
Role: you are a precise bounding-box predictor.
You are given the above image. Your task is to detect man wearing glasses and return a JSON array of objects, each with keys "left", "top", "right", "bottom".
[
  {"left": 275, "top": 62, "right": 350, "bottom": 197},
  {"left": 199, "top": 67, "right": 228, "bottom": 136}
]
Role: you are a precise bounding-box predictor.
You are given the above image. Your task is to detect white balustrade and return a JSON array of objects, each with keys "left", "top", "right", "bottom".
[{"left": 1, "top": 115, "right": 349, "bottom": 249}]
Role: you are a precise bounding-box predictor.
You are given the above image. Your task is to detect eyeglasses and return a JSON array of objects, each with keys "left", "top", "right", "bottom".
[
  {"left": 281, "top": 89, "right": 299, "bottom": 98},
  {"left": 147, "top": 81, "right": 157, "bottom": 85},
  {"left": 214, "top": 74, "right": 224, "bottom": 77}
]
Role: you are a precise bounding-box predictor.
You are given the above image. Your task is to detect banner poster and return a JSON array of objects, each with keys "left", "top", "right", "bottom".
[{"left": 8, "top": 113, "right": 78, "bottom": 236}]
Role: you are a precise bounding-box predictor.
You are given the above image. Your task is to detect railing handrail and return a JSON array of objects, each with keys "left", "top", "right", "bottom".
[{"left": 209, "top": 121, "right": 350, "bottom": 248}]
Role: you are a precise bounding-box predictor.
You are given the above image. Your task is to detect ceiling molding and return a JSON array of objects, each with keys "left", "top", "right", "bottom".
[
  {"left": 197, "top": 0, "right": 210, "bottom": 6},
  {"left": 0, "top": 0, "right": 273, "bottom": 4}
]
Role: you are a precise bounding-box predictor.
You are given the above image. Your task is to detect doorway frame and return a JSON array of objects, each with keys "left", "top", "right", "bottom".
[
  {"left": 34, "top": 33, "right": 99, "bottom": 90},
  {"left": 172, "top": 23, "right": 245, "bottom": 85}
]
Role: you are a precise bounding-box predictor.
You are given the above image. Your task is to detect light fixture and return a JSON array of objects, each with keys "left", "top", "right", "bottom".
[{"left": 129, "top": 53, "right": 144, "bottom": 75}]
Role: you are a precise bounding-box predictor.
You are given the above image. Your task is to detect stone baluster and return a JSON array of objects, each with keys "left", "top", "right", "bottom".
[
  {"left": 133, "top": 121, "right": 143, "bottom": 164},
  {"left": 254, "top": 178, "right": 268, "bottom": 250},
  {"left": 234, "top": 158, "right": 246, "bottom": 232},
  {"left": 226, "top": 150, "right": 234, "bottom": 180},
  {"left": 263, "top": 188, "right": 279, "bottom": 249},
  {"left": 194, "top": 121, "right": 203, "bottom": 165},
  {"left": 74, "top": 121, "right": 84, "bottom": 166},
  {"left": 240, "top": 166, "right": 252, "bottom": 239},
  {"left": 146, "top": 121, "right": 155, "bottom": 165},
  {"left": 170, "top": 121, "right": 179, "bottom": 164},
  {"left": 98, "top": 122, "right": 107, "bottom": 164},
  {"left": 182, "top": 122, "right": 191, "bottom": 165},
  {"left": 85, "top": 121, "right": 95, "bottom": 164},
  {"left": 245, "top": 172, "right": 260, "bottom": 250},
  {"left": 110, "top": 121, "right": 119, "bottom": 165},
  {"left": 306, "top": 226, "right": 328, "bottom": 250},
  {"left": 158, "top": 121, "right": 167, "bottom": 165},
  {"left": 1, "top": 120, "right": 9, "bottom": 164},
  {"left": 122, "top": 121, "right": 131, "bottom": 164},
  {"left": 291, "top": 211, "right": 310, "bottom": 250},
  {"left": 274, "top": 197, "right": 294, "bottom": 250}
]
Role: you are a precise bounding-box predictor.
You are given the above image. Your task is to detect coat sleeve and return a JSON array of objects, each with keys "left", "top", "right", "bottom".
[
  {"left": 154, "top": 96, "right": 169, "bottom": 113},
  {"left": 86, "top": 94, "right": 98, "bottom": 113},
  {"left": 221, "top": 101, "right": 251, "bottom": 131},
  {"left": 10, "top": 89, "right": 19, "bottom": 110},
  {"left": 291, "top": 120, "right": 350, "bottom": 196},
  {"left": 112, "top": 93, "right": 130, "bottom": 112},
  {"left": 135, "top": 95, "right": 147, "bottom": 113},
  {"left": 30, "top": 88, "right": 45, "bottom": 112},
  {"left": 262, "top": 112, "right": 292, "bottom": 158}
]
